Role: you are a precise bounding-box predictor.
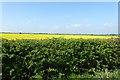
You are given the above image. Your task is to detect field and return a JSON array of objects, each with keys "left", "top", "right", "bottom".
[
  {"left": 1, "top": 33, "right": 120, "bottom": 80},
  {"left": 1, "top": 33, "right": 119, "bottom": 40}
]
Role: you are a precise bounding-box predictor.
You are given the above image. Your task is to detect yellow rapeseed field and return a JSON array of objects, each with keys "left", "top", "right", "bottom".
[{"left": 1, "top": 33, "right": 119, "bottom": 40}]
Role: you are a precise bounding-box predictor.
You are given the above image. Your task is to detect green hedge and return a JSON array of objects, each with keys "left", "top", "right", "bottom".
[{"left": 1, "top": 38, "right": 120, "bottom": 80}]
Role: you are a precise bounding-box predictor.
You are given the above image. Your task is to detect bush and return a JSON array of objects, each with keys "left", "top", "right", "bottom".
[{"left": 1, "top": 38, "right": 120, "bottom": 79}]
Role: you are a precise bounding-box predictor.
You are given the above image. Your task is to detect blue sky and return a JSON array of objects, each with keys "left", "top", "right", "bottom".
[{"left": 2, "top": 2, "right": 118, "bottom": 34}]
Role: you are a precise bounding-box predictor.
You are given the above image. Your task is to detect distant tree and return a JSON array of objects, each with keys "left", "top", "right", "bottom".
[
  {"left": 19, "top": 32, "right": 22, "bottom": 34},
  {"left": 91, "top": 34, "right": 93, "bottom": 36}
]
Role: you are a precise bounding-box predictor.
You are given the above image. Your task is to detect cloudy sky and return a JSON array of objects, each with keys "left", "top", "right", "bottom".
[{"left": 2, "top": 2, "right": 118, "bottom": 34}]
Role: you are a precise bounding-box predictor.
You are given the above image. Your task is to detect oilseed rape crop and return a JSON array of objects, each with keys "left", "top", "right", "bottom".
[{"left": 1, "top": 33, "right": 119, "bottom": 40}]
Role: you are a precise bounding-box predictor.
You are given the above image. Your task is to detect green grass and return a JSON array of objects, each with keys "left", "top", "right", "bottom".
[
  {"left": 70, "top": 69, "right": 120, "bottom": 79},
  {"left": 31, "top": 69, "right": 120, "bottom": 80}
]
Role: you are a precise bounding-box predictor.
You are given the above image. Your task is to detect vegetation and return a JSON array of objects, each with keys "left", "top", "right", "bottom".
[
  {"left": 1, "top": 33, "right": 119, "bottom": 40},
  {"left": 1, "top": 38, "right": 120, "bottom": 80}
]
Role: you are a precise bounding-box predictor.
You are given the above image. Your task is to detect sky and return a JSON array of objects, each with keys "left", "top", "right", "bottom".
[{"left": 1, "top": 2, "right": 118, "bottom": 34}]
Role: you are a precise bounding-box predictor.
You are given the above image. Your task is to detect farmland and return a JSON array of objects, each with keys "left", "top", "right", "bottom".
[
  {"left": 1, "top": 33, "right": 119, "bottom": 40},
  {"left": 1, "top": 33, "right": 120, "bottom": 80},
  {"left": 1, "top": 1, "right": 119, "bottom": 80}
]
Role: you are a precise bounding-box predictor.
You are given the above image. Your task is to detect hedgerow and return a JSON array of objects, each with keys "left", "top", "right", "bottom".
[{"left": 1, "top": 38, "right": 120, "bottom": 79}]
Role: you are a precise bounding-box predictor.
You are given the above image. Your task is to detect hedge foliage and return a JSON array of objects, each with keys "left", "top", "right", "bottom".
[{"left": 1, "top": 38, "right": 120, "bottom": 80}]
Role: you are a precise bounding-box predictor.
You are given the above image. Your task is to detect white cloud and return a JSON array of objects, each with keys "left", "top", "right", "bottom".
[
  {"left": 58, "top": 23, "right": 84, "bottom": 33},
  {"left": 103, "top": 23, "right": 112, "bottom": 27}
]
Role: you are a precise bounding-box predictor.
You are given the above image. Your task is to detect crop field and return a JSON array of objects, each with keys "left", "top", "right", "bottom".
[{"left": 1, "top": 33, "right": 119, "bottom": 40}]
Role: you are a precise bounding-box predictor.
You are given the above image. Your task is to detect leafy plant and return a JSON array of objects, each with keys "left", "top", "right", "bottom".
[{"left": 2, "top": 38, "right": 120, "bottom": 79}]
